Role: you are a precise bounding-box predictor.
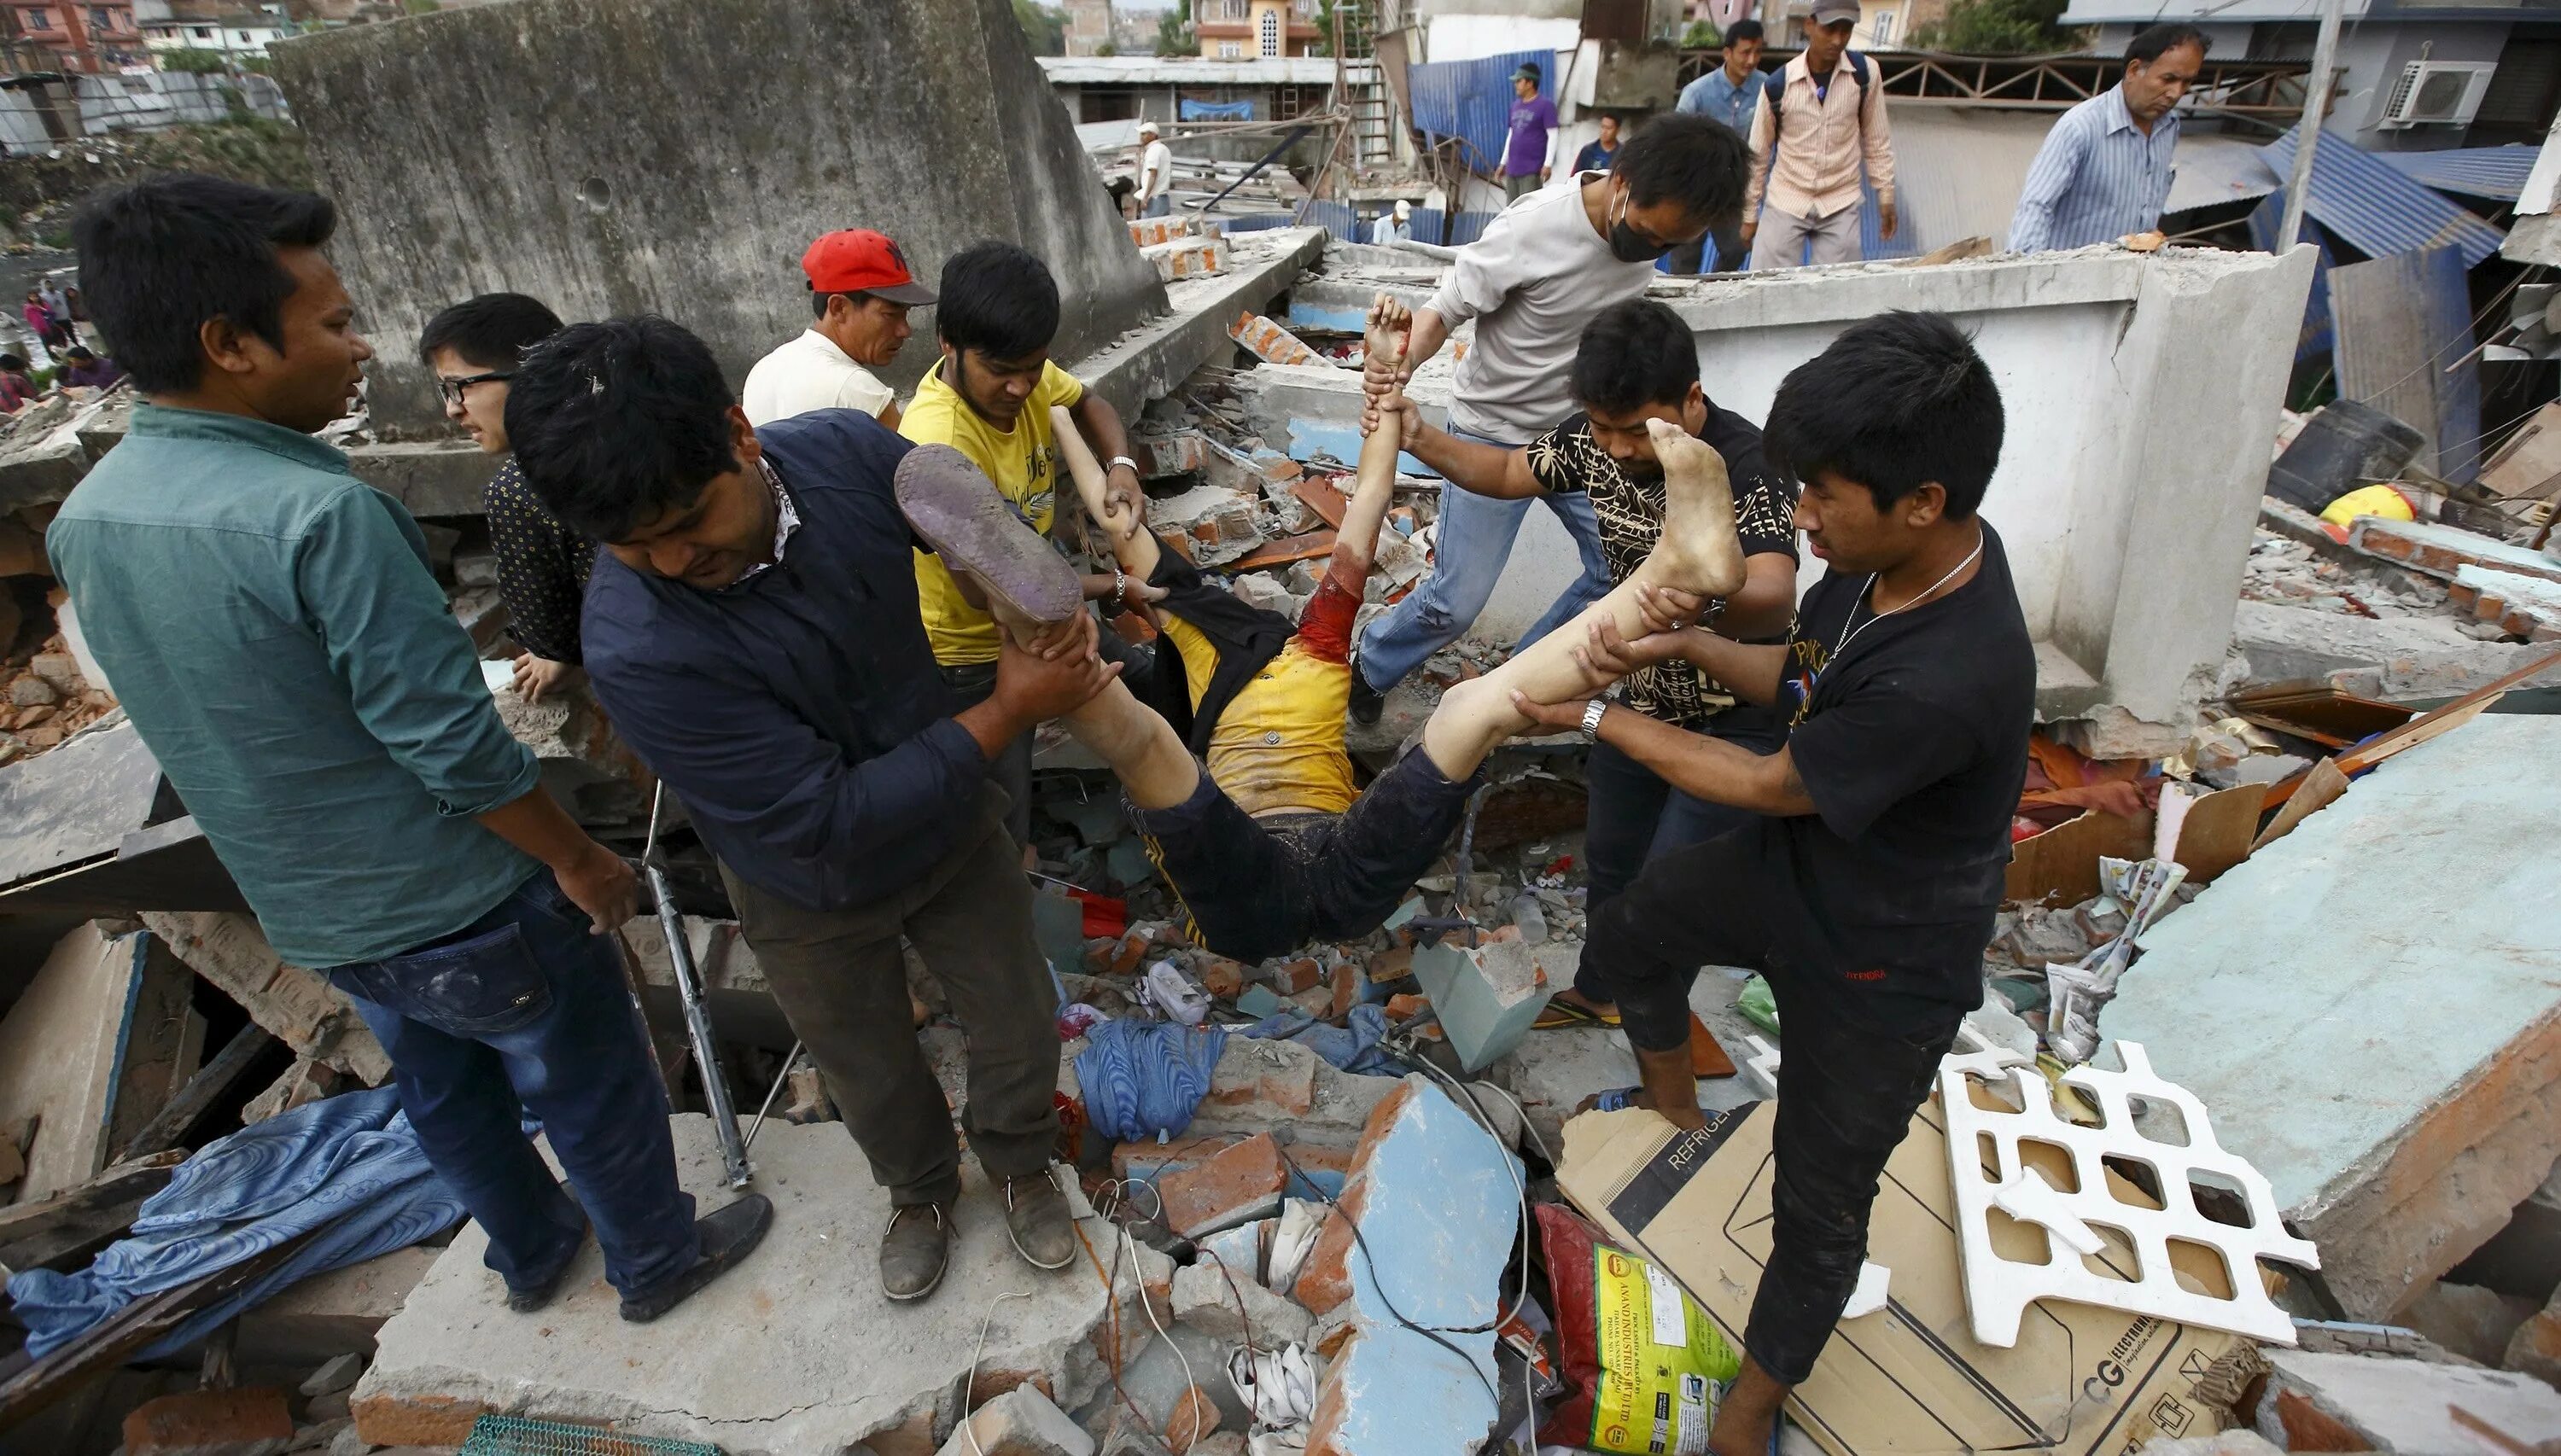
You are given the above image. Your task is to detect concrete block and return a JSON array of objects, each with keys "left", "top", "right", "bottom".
[
  {"left": 1228, "top": 573, "right": 1298, "bottom": 620},
  {"left": 123, "top": 1385, "right": 294, "bottom": 1456},
  {"left": 1153, "top": 1133, "right": 1287, "bottom": 1238},
  {"left": 299, "top": 1353, "right": 366, "bottom": 1398},
  {"left": 935, "top": 1385, "right": 1094, "bottom": 1456},
  {"left": 2449, "top": 565, "right": 2561, "bottom": 641},
  {"left": 341, "top": 440, "right": 499, "bottom": 520},
  {"left": 2400, "top": 1281, "right": 2539, "bottom": 1368},
  {"left": 1409, "top": 939, "right": 1557, "bottom": 1073},
  {"left": 2107, "top": 716, "right": 2561, "bottom": 1319},
  {"left": 1199, "top": 1035, "right": 1317, "bottom": 1123},
  {"left": 236, "top": 1244, "right": 440, "bottom": 1366},
  {"left": 2348, "top": 516, "right": 2561, "bottom": 588},
  {"left": 487, "top": 676, "right": 648, "bottom": 831},
  {"left": 2258, "top": 1348, "right": 2561, "bottom": 1452},
  {"left": 355, "top": 1116, "right": 1129, "bottom": 1455},
  {"left": 0, "top": 924, "right": 149, "bottom": 1200},
  {"left": 1141, "top": 236, "right": 1229, "bottom": 283},
  {"left": 1170, "top": 1257, "right": 1314, "bottom": 1348},
  {"left": 2505, "top": 1299, "right": 2561, "bottom": 1386},
  {"left": 0, "top": 397, "right": 96, "bottom": 513},
  {"left": 2228, "top": 599, "right": 2561, "bottom": 700}
]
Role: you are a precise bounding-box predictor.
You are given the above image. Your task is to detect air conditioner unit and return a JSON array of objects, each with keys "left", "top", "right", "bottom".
[{"left": 2380, "top": 60, "right": 2496, "bottom": 129}]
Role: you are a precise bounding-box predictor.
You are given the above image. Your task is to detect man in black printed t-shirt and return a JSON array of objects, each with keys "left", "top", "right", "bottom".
[
  {"left": 1372, "top": 298, "right": 1801, "bottom": 1028},
  {"left": 1510, "top": 310, "right": 2033, "bottom": 1456}
]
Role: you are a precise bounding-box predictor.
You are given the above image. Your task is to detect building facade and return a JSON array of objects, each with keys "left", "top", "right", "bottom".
[
  {"left": 1197, "top": 0, "right": 1321, "bottom": 59},
  {"left": 3, "top": 0, "right": 143, "bottom": 73}
]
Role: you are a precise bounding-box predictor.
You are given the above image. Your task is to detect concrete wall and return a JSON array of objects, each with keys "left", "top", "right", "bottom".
[{"left": 270, "top": 0, "right": 1168, "bottom": 434}]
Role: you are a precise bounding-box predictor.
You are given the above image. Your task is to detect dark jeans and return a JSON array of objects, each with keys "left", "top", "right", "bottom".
[
  {"left": 939, "top": 661, "right": 1032, "bottom": 847},
  {"left": 718, "top": 793, "right": 1059, "bottom": 1208},
  {"left": 1131, "top": 746, "right": 1480, "bottom": 964},
  {"left": 1585, "top": 830, "right": 1959, "bottom": 1386},
  {"left": 1578, "top": 728, "right": 1779, "bottom": 1005},
  {"left": 329, "top": 869, "right": 699, "bottom": 1301}
]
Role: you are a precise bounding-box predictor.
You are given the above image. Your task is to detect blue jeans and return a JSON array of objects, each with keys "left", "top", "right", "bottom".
[
  {"left": 328, "top": 869, "right": 700, "bottom": 1300},
  {"left": 1354, "top": 427, "right": 1612, "bottom": 693},
  {"left": 1144, "top": 194, "right": 1172, "bottom": 218}
]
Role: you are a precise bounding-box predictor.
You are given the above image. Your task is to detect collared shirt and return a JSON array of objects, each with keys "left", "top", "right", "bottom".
[
  {"left": 48, "top": 404, "right": 541, "bottom": 966},
  {"left": 1140, "top": 138, "right": 1175, "bottom": 200},
  {"left": 1677, "top": 65, "right": 1759, "bottom": 137},
  {"left": 483, "top": 456, "right": 593, "bottom": 665},
  {"left": 1426, "top": 174, "right": 1659, "bottom": 441},
  {"left": 1367, "top": 217, "right": 1411, "bottom": 245},
  {"left": 1746, "top": 52, "right": 1895, "bottom": 224},
  {"left": 2007, "top": 85, "right": 2179, "bottom": 254},
  {"left": 729, "top": 456, "right": 802, "bottom": 588},
  {"left": 741, "top": 329, "right": 895, "bottom": 428}
]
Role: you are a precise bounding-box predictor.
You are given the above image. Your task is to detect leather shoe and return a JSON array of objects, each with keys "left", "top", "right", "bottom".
[
  {"left": 880, "top": 1202, "right": 953, "bottom": 1302},
  {"left": 1003, "top": 1171, "right": 1077, "bottom": 1272},
  {"left": 617, "top": 1193, "right": 773, "bottom": 1324}
]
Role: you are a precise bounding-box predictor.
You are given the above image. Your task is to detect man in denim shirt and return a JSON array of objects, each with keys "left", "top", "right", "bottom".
[
  {"left": 47, "top": 175, "right": 770, "bottom": 1325},
  {"left": 1671, "top": 19, "right": 1764, "bottom": 275}
]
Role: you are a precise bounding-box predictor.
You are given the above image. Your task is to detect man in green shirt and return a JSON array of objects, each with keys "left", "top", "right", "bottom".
[{"left": 47, "top": 174, "right": 770, "bottom": 1324}]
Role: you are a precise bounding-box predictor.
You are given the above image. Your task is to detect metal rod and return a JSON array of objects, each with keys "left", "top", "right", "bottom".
[
  {"left": 745, "top": 1040, "right": 805, "bottom": 1153},
  {"left": 2278, "top": 0, "right": 2346, "bottom": 250},
  {"left": 644, "top": 783, "right": 753, "bottom": 1189},
  {"left": 1201, "top": 124, "right": 1314, "bottom": 215}
]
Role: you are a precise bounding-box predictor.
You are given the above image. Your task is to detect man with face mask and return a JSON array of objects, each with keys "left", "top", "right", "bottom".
[{"left": 1350, "top": 114, "right": 1746, "bottom": 727}]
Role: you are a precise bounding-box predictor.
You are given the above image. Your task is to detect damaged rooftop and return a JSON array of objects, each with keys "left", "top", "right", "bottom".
[{"left": 4, "top": 1, "right": 2561, "bottom": 1455}]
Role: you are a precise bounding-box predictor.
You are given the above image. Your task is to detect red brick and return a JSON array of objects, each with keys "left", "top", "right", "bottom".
[
  {"left": 1204, "top": 1047, "right": 1316, "bottom": 1117},
  {"left": 1328, "top": 963, "right": 1358, "bottom": 1018},
  {"left": 125, "top": 1388, "right": 294, "bottom": 1454},
  {"left": 1110, "top": 929, "right": 1149, "bottom": 976},
  {"left": 1155, "top": 1131, "right": 1286, "bottom": 1236},
  {"left": 1385, "top": 993, "right": 1428, "bottom": 1020},
  {"left": 2274, "top": 1389, "right": 2367, "bottom": 1453},
  {"left": 353, "top": 1393, "right": 490, "bottom": 1447},
  {"left": 1199, "top": 958, "right": 1245, "bottom": 999},
  {"left": 1165, "top": 1383, "right": 1222, "bottom": 1453},
  {"left": 1275, "top": 958, "right": 1322, "bottom": 993},
  {"left": 1301, "top": 1331, "right": 1358, "bottom": 1456}
]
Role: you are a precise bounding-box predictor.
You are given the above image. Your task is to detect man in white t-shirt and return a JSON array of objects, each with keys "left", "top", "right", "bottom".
[
  {"left": 1137, "top": 120, "right": 1175, "bottom": 218},
  {"left": 742, "top": 228, "right": 936, "bottom": 429}
]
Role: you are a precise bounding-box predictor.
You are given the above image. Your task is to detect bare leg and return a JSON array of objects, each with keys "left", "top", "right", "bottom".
[
  {"left": 1706, "top": 1358, "right": 1788, "bottom": 1456},
  {"left": 1418, "top": 421, "right": 1747, "bottom": 780}
]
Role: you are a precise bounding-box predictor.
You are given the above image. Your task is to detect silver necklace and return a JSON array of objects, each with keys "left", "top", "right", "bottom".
[{"left": 1831, "top": 528, "right": 1986, "bottom": 662}]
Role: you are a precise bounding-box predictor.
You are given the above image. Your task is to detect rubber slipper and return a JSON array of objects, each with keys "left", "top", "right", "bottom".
[{"left": 894, "top": 444, "right": 1082, "bottom": 627}]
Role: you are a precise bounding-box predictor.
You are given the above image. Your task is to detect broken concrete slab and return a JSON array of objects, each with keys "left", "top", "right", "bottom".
[
  {"left": 1140, "top": 236, "right": 1229, "bottom": 283},
  {"left": 2229, "top": 599, "right": 2561, "bottom": 701},
  {"left": 2256, "top": 1348, "right": 2561, "bottom": 1452},
  {"left": 139, "top": 912, "right": 390, "bottom": 1086},
  {"left": 2348, "top": 516, "right": 2561, "bottom": 588},
  {"left": 234, "top": 1245, "right": 440, "bottom": 1366},
  {"left": 2449, "top": 564, "right": 2561, "bottom": 642},
  {"left": 0, "top": 924, "right": 162, "bottom": 1200},
  {"left": 935, "top": 1385, "right": 1094, "bottom": 1456},
  {"left": 1409, "top": 939, "right": 1555, "bottom": 1073},
  {"left": 1170, "top": 1258, "right": 1312, "bottom": 1349},
  {"left": 484, "top": 676, "right": 647, "bottom": 832},
  {"left": 2455, "top": 1155, "right": 2561, "bottom": 1302},
  {"left": 2398, "top": 1280, "right": 2540, "bottom": 1369},
  {"left": 2107, "top": 715, "right": 2561, "bottom": 1320},
  {"left": 1075, "top": 229, "right": 1327, "bottom": 423},
  {"left": 354, "top": 1115, "right": 1132, "bottom": 1454}
]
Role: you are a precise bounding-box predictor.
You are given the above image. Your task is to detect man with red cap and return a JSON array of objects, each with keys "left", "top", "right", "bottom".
[{"left": 743, "top": 228, "right": 936, "bottom": 430}]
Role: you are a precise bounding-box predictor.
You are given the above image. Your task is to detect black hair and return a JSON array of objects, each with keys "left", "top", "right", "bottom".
[
  {"left": 505, "top": 316, "right": 739, "bottom": 544},
  {"left": 69, "top": 172, "right": 336, "bottom": 394},
  {"left": 811, "top": 287, "right": 878, "bottom": 321},
  {"left": 0, "top": 353, "right": 25, "bottom": 372},
  {"left": 417, "top": 292, "right": 563, "bottom": 371},
  {"left": 2126, "top": 23, "right": 2208, "bottom": 65},
  {"left": 1612, "top": 112, "right": 1749, "bottom": 230},
  {"left": 936, "top": 240, "right": 1059, "bottom": 362},
  {"left": 1764, "top": 312, "right": 2003, "bottom": 518},
  {"left": 1572, "top": 300, "right": 1700, "bottom": 416},
  {"left": 64, "top": 345, "right": 93, "bottom": 362},
  {"left": 1724, "top": 19, "right": 1764, "bottom": 43}
]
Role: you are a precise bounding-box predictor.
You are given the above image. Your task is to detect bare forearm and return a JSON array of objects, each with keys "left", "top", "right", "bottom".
[
  {"left": 1716, "top": 554, "right": 1798, "bottom": 639},
  {"left": 1596, "top": 707, "right": 1813, "bottom": 816},
  {"left": 956, "top": 697, "right": 1035, "bottom": 760},
  {"left": 1679, "top": 635, "right": 1789, "bottom": 706},
  {"left": 1068, "top": 393, "right": 1133, "bottom": 467},
  {"left": 1405, "top": 420, "right": 1536, "bottom": 499},
  {"left": 1403, "top": 308, "right": 1450, "bottom": 373}
]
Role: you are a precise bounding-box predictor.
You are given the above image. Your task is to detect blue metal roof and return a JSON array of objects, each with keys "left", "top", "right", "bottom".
[
  {"left": 2371, "top": 145, "right": 2541, "bottom": 203},
  {"left": 2255, "top": 125, "right": 2507, "bottom": 270},
  {"left": 1406, "top": 48, "right": 1550, "bottom": 176}
]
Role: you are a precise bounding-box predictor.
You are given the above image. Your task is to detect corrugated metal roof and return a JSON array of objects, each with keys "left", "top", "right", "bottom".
[
  {"left": 1037, "top": 56, "right": 1339, "bottom": 85},
  {"left": 2372, "top": 144, "right": 2542, "bottom": 202},
  {"left": 2164, "top": 135, "right": 2282, "bottom": 213},
  {"left": 2257, "top": 125, "right": 2507, "bottom": 269},
  {"left": 1407, "top": 48, "right": 1551, "bottom": 174}
]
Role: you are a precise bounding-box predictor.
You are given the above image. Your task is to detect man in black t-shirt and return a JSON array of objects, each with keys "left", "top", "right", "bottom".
[
  {"left": 1511, "top": 311, "right": 2033, "bottom": 1456},
  {"left": 1374, "top": 299, "right": 1801, "bottom": 1027}
]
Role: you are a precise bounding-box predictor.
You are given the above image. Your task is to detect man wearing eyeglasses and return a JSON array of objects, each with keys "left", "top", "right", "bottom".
[{"left": 421, "top": 292, "right": 584, "bottom": 703}]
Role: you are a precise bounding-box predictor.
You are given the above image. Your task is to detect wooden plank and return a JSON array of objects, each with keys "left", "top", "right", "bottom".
[
  {"left": 0, "top": 1151, "right": 186, "bottom": 1273},
  {"left": 1227, "top": 530, "right": 1338, "bottom": 573},
  {"left": 2004, "top": 810, "right": 2150, "bottom": 906},
  {"left": 2172, "top": 783, "right": 2266, "bottom": 884},
  {"left": 1291, "top": 476, "right": 1349, "bottom": 530},
  {"left": 118, "top": 1025, "right": 273, "bottom": 1162}
]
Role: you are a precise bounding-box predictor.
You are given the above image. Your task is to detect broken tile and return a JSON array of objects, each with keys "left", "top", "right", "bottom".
[{"left": 2257, "top": 1348, "right": 2561, "bottom": 1452}]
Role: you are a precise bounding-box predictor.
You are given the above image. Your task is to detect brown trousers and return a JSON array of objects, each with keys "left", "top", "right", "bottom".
[{"left": 718, "top": 794, "right": 1059, "bottom": 1207}]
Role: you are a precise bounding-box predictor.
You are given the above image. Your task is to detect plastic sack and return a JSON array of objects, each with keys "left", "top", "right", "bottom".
[
  {"left": 1737, "top": 974, "right": 1779, "bottom": 1037},
  {"left": 1534, "top": 1203, "right": 1740, "bottom": 1456}
]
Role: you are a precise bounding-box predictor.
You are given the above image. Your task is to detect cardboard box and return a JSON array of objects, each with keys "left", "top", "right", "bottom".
[{"left": 1557, "top": 1099, "right": 2261, "bottom": 1456}]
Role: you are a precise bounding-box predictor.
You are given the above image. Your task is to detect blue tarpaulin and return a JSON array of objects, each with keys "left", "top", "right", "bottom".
[
  {"left": 1180, "top": 98, "right": 1256, "bottom": 122},
  {"left": 1407, "top": 48, "right": 1551, "bottom": 175},
  {"left": 2256, "top": 126, "right": 2507, "bottom": 270},
  {"left": 7, "top": 1086, "right": 465, "bottom": 1360}
]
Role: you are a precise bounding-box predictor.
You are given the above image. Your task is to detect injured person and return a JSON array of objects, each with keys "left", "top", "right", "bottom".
[{"left": 895, "top": 294, "right": 1747, "bottom": 963}]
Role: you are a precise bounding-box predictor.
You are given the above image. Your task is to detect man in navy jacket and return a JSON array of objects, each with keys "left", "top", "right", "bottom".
[{"left": 507, "top": 315, "right": 1118, "bottom": 1305}]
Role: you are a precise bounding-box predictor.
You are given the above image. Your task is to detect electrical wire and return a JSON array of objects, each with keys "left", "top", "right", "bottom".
[
  {"left": 960, "top": 1290, "right": 1031, "bottom": 1456},
  {"left": 1127, "top": 1222, "right": 1205, "bottom": 1448}
]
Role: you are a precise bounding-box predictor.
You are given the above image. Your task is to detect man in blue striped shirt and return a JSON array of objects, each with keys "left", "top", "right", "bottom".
[{"left": 2007, "top": 25, "right": 2208, "bottom": 254}]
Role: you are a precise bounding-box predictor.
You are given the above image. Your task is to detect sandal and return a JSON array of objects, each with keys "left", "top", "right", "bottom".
[{"left": 1532, "top": 997, "right": 1624, "bottom": 1030}]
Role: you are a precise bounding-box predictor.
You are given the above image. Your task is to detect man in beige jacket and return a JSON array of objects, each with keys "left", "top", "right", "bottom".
[{"left": 1743, "top": 0, "right": 1897, "bottom": 269}]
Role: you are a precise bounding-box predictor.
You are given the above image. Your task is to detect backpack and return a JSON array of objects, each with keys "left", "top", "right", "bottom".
[{"left": 1764, "top": 50, "right": 1871, "bottom": 126}]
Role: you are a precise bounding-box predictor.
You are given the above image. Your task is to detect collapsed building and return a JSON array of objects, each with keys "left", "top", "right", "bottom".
[{"left": 5, "top": 2, "right": 2561, "bottom": 1454}]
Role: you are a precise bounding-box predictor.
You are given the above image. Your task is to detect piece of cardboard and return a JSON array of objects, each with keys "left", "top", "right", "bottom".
[
  {"left": 1557, "top": 1100, "right": 2259, "bottom": 1456},
  {"left": 2004, "top": 782, "right": 2264, "bottom": 905}
]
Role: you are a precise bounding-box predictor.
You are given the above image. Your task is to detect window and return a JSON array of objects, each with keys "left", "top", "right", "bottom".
[
  {"left": 89, "top": 7, "right": 112, "bottom": 31},
  {"left": 1258, "top": 7, "right": 1279, "bottom": 55},
  {"left": 26, "top": 9, "right": 51, "bottom": 29},
  {"left": 1217, "top": 38, "right": 1241, "bottom": 55},
  {"left": 1869, "top": 9, "right": 1893, "bottom": 44},
  {"left": 1221, "top": 0, "right": 1245, "bottom": 17},
  {"left": 191, "top": 25, "right": 210, "bottom": 37}
]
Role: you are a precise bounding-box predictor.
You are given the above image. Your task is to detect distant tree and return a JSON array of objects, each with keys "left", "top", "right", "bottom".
[
  {"left": 1096, "top": 39, "right": 1117, "bottom": 55},
  {"left": 1013, "top": 0, "right": 1065, "bottom": 55},
  {"left": 1681, "top": 18, "right": 1719, "bottom": 46},
  {"left": 402, "top": 0, "right": 440, "bottom": 12},
  {"left": 157, "top": 46, "right": 228, "bottom": 73},
  {"left": 1911, "top": 0, "right": 2076, "bottom": 54},
  {"left": 1156, "top": 0, "right": 1193, "bottom": 55}
]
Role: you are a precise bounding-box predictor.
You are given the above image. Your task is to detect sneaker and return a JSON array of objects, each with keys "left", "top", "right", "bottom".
[
  {"left": 1348, "top": 657, "right": 1386, "bottom": 726},
  {"left": 1002, "top": 1170, "right": 1078, "bottom": 1272},
  {"left": 617, "top": 1192, "right": 774, "bottom": 1324},
  {"left": 879, "top": 1202, "right": 953, "bottom": 1302}
]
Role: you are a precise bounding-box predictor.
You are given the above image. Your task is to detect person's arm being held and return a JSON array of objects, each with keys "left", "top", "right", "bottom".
[
  {"left": 1065, "top": 388, "right": 1146, "bottom": 539},
  {"left": 1368, "top": 390, "right": 1542, "bottom": 499},
  {"left": 1362, "top": 306, "right": 1450, "bottom": 405}
]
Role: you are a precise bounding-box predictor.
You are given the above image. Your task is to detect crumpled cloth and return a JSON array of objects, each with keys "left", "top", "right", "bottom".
[
  {"left": 1242, "top": 1004, "right": 1399, "bottom": 1076},
  {"left": 8, "top": 1086, "right": 465, "bottom": 1360},
  {"left": 1076, "top": 1017, "right": 1229, "bottom": 1142}
]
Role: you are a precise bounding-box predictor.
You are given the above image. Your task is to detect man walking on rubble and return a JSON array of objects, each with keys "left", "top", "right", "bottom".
[
  {"left": 49, "top": 175, "right": 770, "bottom": 1325},
  {"left": 1349, "top": 113, "right": 1747, "bottom": 726},
  {"left": 508, "top": 313, "right": 1110, "bottom": 1306},
  {"left": 1508, "top": 312, "right": 2033, "bottom": 1456}
]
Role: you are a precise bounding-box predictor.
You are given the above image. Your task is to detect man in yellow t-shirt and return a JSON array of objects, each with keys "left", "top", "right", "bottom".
[{"left": 900, "top": 240, "right": 1145, "bottom": 843}]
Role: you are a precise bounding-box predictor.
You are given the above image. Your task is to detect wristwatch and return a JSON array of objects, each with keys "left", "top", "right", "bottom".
[
  {"left": 1578, "top": 699, "right": 1608, "bottom": 743},
  {"left": 1107, "top": 455, "right": 1140, "bottom": 477}
]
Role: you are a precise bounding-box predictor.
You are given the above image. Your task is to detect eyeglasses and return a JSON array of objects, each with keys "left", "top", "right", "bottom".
[{"left": 435, "top": 370, "right": 513, "bottom": 405}]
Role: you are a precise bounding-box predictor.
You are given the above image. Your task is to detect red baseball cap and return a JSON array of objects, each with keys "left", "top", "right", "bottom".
[{"left": 801, "top": 229, "right": 937, "bottom": 306}]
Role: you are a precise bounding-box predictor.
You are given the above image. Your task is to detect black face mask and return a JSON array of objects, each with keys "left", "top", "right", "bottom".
[{"left": 1606, "top": 192, "right": 1666, "bottom": 262}]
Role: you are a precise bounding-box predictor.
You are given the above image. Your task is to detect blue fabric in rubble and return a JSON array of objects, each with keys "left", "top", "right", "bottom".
[
  {"left": 1076, "top": 1018, "right": 1229, "bottom": 1142},
  {"left": 7, "top": 1086, "right": 466, "bottom": 1360},
  {"left": 1243, "top": 1003, "right": 1400, "bottom": 1075}
]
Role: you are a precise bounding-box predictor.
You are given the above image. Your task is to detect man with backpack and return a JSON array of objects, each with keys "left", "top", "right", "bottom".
[{"left": 1743, "top": 0, "right": 1896, "bottom": 269}]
